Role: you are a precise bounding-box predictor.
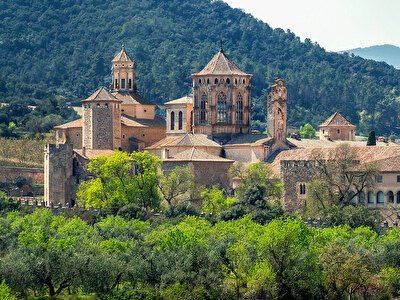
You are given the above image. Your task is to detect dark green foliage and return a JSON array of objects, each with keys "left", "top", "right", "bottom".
[
  {"left": 164, "top": 202, "right": 200, "bottom": 219},
  {"left": 0, "top": 195, "right": 20, "bottom": 216},
  {"left": 1, "top": 0, "right": 400, "bottom": 134},
  {"left": 322, "top": 205, "right": 380, "bottom": 230},
  {"left": 367, "top": 130, "right": 377, "bottom": 146}
]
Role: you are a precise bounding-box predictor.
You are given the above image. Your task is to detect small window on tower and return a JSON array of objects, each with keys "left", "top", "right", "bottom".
[
  {"left": 97, "top": 103, "right": 100, "bottom": 108},
  {"left": 115, "top": 79, "right": 118, "bottom": 88},
  {"left": 105, "top": 103, "right": 108, "bottom": 108},
  {"left": 243, "top": 79, "right": 245, "bottom": 84},
  {"left": 129, "top": 79, "right": 132, "bottom": 89},
  {"left": 199, "top": 79, "right": 201, "bottom": 83},
  {"left": 214, "top": 78, "right": 218, "bottom": 84},
  {"left": 207, "top": 78, "right": 210, "bottom": 84},
  {"left": 121, "top": 79, "right": 125, "bottom": 89}
]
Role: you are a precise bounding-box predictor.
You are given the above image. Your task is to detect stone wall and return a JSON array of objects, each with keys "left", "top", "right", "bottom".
[
  {"left": 0, "top": 166, "right": 44, "bottom": 184},
  {"left": 280, "top": 160, "right": 317, "bottom": 213},
  {"left": 192, "top": 74, "right": 251, "bottom": 136},
  {"left": 44, "top": 142, "right": 74, "bottom": 206},
  {"left": 92, "top": 105, "right": 114, "bottom": 149},
  {"left": 121, "top": 125, "right": 166, "bottom": 151},
  {"left": 163, "top": 160, "right": 233, "bottom": 189}
]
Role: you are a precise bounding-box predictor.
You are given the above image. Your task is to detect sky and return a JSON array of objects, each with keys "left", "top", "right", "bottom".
[{"left": 224, "top": 0, "right": 400, "bottom": 52}]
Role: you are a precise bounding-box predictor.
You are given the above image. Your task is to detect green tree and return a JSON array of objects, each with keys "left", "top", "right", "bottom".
[
  {"left": 0, "top": 279, "right": 16, "bottom": 300},
  {"left": 158, "top": 166, "right": 194, "bottom": 206},
  {"left": 201, "top": 186, "right": 235, "bottom": 215},
  {"left": 299, "top": 123, "right": 316, "bottom": 139},
  {"left": 77, "top": 151, "right": 161, "bottom": 211}
]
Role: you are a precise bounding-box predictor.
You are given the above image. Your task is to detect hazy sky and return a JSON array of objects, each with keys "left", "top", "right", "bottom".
[{"left": 224, "top": 0, "right": 400, "bottom": 52}]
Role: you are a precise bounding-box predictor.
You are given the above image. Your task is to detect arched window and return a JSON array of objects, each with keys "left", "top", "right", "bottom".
[
  {"left": 388, "top": 191, "right": 394, "bottom": 203},
  {"left": 178, "top": 111, "right": 183, "bottom": 130},
  {"left": 368, "top": 191, "right": 374, "bottom": 204},
  {"left": 226, "top": 78, "right": 230, "bottom": 84},
  {"left": 377, "top": 191, "right": 384, "bottom": 204},
  {"left": 200, "top": 93, "right": 207, "bottom": 124},
  {"left": 207, "top": 78, "right": 210, "bottom": 84},
  {"left": 115, "top": 79, "right": 118, "bottom": 89},
  {"left": 235, "top": 78, "right": 238, "bottom": 85},
  {"left": 170, "top": 111, "right": 175, "bottom": 130},
  {"left": 236, "top": 93, "right": 243, "bottom": 124},
  {"left": 198, "top": 78, "right": 201, "bottom": 84},
  {"left": 105, "top": 103, "right": 108, "bottom": 108},
  {"left": 359, "top": 191, "right": 365, "bottom": 204},
  {"left": 397, "top": 191, "right": 400, "bottom": 204},
  {"left": 128, "top": 79, "right": 132, "bottom": 89},
  {"left": 243, "top": 79, "right": 245, "bottom": 84},
  {"left": 214, "top": 78, "right": 219, "bottom": 84},
  {"left": 121, "top": 79, "right": 125, "bottom": 89},
  {"left": 217, "top": 92, "right": 227, "bottom": 123}
]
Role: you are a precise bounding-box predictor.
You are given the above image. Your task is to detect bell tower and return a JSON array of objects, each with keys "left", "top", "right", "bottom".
[
  {"left": 110, "top": 45, "right": 137, "bottom": 93},
  {"left": 268, "top": 79, "right": 287, "bottom": 146},
  {"left": 191, "top": 48, "right": 252, "bottom": 137}
]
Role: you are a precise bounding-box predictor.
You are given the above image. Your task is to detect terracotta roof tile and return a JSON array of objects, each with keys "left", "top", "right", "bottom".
[
  {"left": 112, "top": 91, "right": 154, "bottom": 105},
  {"left": 112, "top": 47, "right": 133, "bottom": 62},
  {"left": 74, "top": 149, "right": 115, "bottom": 159},
  {"left": 146, "top": 133, "right": 221, "bottom": 149},
  {"left": 166, "top": 148, "right": 233, "bottom": 162},
  {"left": 165, "top": 96, "right": 193, "bottom": 105},
  {"left": 193, "top": 49, "right": 250, "bottom": 76},
  {"left": 81, "top": 87, "right": 122, "bottom": 103},
  {"left": 54, "top": 118, "right": 82, "bottom": 129},
  {"left": 319, "top": 112, "right": 355, "bottom": 127},
  {"left": 121, "top": 115, "right": 165, "bottom": 128}
]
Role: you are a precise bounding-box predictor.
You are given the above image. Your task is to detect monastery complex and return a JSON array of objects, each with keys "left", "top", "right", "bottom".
[{"left": 45, "top": 47, "right": 400, "bottom": 214}]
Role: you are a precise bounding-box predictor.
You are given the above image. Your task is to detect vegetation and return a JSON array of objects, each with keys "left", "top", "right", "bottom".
[
  {"left": 1, "top": 0, "right": 400, "bottom": 135},
  {"left": 1, "top": 150, "right": 399, "bottom": 299},
  {"left": 299, "top": 123, "right": 317, "bottom": 139},
  {"left": 367, "top": 130, "right": 377, "bottom": 146}
]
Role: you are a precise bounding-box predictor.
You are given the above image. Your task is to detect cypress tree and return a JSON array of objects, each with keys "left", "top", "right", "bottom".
[{"left": 367, "top": 130, "right": 376, "bottom": 146}]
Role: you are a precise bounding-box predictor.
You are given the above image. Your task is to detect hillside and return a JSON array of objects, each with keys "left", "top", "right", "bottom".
[
  {"left": 343, "top": 44, "right": 400, "bottom": 69},
  {"left": 1, "top": 0, "right": 400, "bottom": 135}
]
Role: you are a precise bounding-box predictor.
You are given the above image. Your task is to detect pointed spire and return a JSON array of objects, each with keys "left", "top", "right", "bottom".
[{"left": 219, "top": 39, "right": 223, "bottom": 53}]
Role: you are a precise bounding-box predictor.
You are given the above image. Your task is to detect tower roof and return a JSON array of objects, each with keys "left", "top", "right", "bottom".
[
  {"left": 319, "top": 112, "right": 355, "bottom": 127},
  {"left": 112, "top": 45, "right": 133, "bottom": 62},
  {"left": 81, "top": 87, "right": 122, "bottom": 103},
  {"left": 193, "top": 48, "right": 250, "bottom": 76}
]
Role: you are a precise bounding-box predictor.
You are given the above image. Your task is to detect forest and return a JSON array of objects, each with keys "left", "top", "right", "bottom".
[
  {"left": 1, "top": 151, "right": 400, "bottom": 299},
  {"left": 0, "top": 0, "right": 400, "bottom": 135}
]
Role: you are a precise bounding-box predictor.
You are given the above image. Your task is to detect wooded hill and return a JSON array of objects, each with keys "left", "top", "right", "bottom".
[{"left": 1, "top": 0, "right": 400, "bottom": 135}]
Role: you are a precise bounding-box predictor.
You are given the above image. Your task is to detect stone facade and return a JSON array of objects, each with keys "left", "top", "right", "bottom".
[
  {"left": 319, "top": 112, "right": 356, "bottom": 141},
  {"left": 267, "top": 79, "right": 288, "bottom": 148},
  {"left": 165, "top": 96, "right": 193, "bottom": 135},
  {"left": 192, "top": 49, "right": 252, "bottom": 137},
  {"left": 44, "top": 142, "right": 73, "bottom": 206}
]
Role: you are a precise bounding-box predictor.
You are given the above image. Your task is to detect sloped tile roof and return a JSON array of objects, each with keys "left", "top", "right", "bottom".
[
  {"left": 166, "top": 148, "right": 233, "bottom": 162},
  {"left": 74, "top": 149, "right": 115, "bottom": 159},
  {"left": 81, "top": 87, "right": 122, "bottom": 103},
  {"left": 270, "top": 145, "right": 400, "bottom": 176},
  {"left": 225, "top": 134, "right": 273, "bottom": 146},
  {"left": 193, "top": 49, "right": 250, "bottom": 76},
  {"left": 112, "top": 47, "right": 133, "bottom": 62},
  {"left": 165, "top": 95, "right": 193, "bottom": 105},
  {"left": 112, "top": 91, "right": 154, "bottom": 105},
  {"left": 146, "top": 133, "right": 221, "bottom": 149},
  {"left": 54, "top": 118, "right": 82, "bottom": 129},
  {"left": 319, "top": 112, "right": 355, "bottom": 127},
  {"left": 287, "top": 138, "right": 392, "bottom": 148},
  {"left": 121, "top": 115, "right": 165, "bottom": 128}
]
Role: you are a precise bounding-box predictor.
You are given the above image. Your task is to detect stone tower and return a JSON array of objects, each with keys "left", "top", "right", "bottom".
[
  {"left": 268, "top": 79, "right": 287, "bottom": 146},
  {"left": 110, "top": 45, "right": 137, "bottom": 93},
  {"left": 82, "top": 87, "right": 123, "bottom": 150},
  {"left": 191, "top": 48, "right": 252, "bottom": 137}
]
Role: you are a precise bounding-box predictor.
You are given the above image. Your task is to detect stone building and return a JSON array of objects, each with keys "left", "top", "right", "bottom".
[
  {"left": 319, "top": 111, "right": 356, "bottom": 141},
  {"left": 44, "top": 47, "right": 166, "bottom": 206},
  {"left": 192, "top": 48, "right": 252, "bottom": 137}
]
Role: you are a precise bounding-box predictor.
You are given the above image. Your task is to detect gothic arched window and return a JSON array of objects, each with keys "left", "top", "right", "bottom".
[
  {"left": 214, "top": 78, "right": 218, "bottom": 84},
  {"left": 217, "top": 92, "right": 227, "bottom": 123},
  {"left": 200, "top": 93, "right": 207, "bottom": 124},
  {"left": 170, "top": 111, "right": 175, "bottom": 130},
  {"left": 178, "top": 111, "right": 183, "bottom": 130},
  {"left": 226, "top": 78, "right": 230, "bottom": 84},
  {"left": 236, "top": 93, "right": 243, "bottom": 124}
]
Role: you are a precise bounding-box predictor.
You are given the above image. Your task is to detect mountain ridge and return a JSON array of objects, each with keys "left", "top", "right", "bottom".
[
  {"left": 0, "top": 0, "right": 400, "bottom": 135},
  {"left": 341, "top": 44, "right": 400, "bottom": 69}
]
